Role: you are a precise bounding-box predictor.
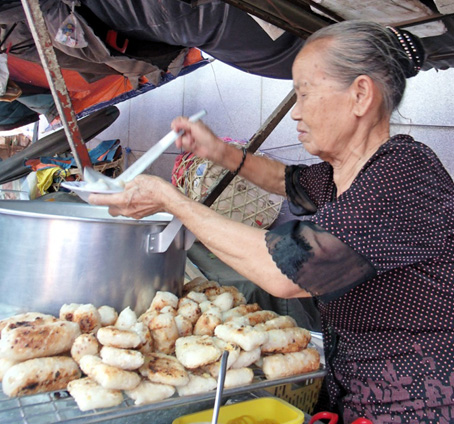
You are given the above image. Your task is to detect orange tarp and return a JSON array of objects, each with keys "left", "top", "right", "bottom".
[
  {"left": 7, "top": 48, "right": 205, "bottom": 115},
  {"left": 8, "top": 55, "right": 134, "bottom": 115}
]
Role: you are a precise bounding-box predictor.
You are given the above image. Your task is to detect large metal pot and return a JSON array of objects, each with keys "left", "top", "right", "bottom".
[{"left": 0, "top": 200, "right": 190, "bottom": 318}]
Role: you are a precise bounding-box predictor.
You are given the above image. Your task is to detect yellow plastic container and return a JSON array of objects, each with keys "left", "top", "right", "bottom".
[{"left": 172, "top": 397, "right": 305, "bottom": 424}]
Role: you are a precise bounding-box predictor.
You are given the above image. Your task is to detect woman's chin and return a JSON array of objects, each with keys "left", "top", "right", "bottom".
[
  {"left": 298, "top": 131, "right": 308, "bottom": 142},
  {"left": 299, "top": 133, "right": 314, "bottom": 149},
  {"left": 300, "top": 139, "right": 315, "bottom": 153}
]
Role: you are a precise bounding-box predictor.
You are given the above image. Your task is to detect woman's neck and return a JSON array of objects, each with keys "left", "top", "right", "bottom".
[{"left": 331, "top": 127, "right": 390, "bottom": 197}]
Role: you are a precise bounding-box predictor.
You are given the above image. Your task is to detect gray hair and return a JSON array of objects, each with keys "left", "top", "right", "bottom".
[{"left": 305, "top": 21, "right": 424, "bottom": 114}]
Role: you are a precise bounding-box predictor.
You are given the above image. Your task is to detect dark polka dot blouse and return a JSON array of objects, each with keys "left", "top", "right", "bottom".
[{"left": 266, "top": 135, "right": 454, "bottom": 423}]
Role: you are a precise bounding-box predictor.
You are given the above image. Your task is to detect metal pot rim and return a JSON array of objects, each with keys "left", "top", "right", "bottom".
[{"left": 0, "top": 200, "right": 173, "bottom": 225}]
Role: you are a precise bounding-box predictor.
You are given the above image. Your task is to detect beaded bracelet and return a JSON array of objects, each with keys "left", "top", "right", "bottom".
[{"left": 231, "top": 147, "right": 247, "bottom": 177}]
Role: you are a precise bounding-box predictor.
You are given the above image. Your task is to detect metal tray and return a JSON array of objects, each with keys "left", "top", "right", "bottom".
[{"left": 0, "top": 367, "right": 326, "bottom": 424}]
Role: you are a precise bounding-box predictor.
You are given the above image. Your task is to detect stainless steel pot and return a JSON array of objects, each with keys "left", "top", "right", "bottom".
[{"left": 0, "top": 200, "right": 191, "bottom": 318}]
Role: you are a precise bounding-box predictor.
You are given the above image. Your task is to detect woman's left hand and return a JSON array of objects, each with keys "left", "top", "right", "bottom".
[{"left": 88, "top": 175, "right": 179, "bottom": 220}]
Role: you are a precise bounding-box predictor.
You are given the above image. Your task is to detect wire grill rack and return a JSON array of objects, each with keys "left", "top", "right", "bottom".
[{"left": 0, "top": 369, "right": 325, "bottom": 424}]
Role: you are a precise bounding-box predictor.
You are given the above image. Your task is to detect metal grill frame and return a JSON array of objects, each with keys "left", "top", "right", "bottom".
[{"left": 0, "top": 369, "right": 325, "bottom": 424}]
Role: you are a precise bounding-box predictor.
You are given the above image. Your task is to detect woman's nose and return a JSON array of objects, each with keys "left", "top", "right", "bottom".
[{"left": 290, "top": 102, "right": 300, "bottom": 121}]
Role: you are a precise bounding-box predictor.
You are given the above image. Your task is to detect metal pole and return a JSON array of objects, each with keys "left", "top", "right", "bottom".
[{"left": 21, "top": 0, "right": 92, "bottom": 174}]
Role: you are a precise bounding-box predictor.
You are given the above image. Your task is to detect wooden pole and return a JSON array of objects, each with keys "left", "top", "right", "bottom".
[{"left": 201, "top": 89, "right": 296, "bottom": 207}]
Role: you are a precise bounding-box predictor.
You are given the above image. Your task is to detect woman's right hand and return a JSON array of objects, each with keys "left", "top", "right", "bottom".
[
  {"left": 88, "top": 174, "right": 182, "bottom": 220},
  {"left": 171, "top": 116, "right": 225, "bottom": 163}
]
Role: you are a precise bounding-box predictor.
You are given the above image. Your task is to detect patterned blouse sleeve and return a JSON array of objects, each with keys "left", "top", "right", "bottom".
[
  {"left": 265, "top": 220, "right": 377, "bottom": 302},
  {"left": 285, "top": 162, "right": 334, "bottom": 215},
  {"left": 285, "top": 165, "right": 317, "bottom": 215}
]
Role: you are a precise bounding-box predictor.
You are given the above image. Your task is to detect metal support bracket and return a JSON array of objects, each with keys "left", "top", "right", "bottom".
[{"left": 146, "top": 217, "right": 196, "bottom": 253}]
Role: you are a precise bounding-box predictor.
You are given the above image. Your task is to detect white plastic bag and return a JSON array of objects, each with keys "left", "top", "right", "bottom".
[{"left": 54, "top": 3, "right": 88, "bottom": 48}]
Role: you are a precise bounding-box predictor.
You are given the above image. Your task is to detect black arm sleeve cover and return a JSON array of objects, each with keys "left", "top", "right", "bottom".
[
  {"left": 285, "top": 165, "right": 318, "bottom": 215},
  {"left": 265, "top": 220, "right": 377, "bottom": 302}
]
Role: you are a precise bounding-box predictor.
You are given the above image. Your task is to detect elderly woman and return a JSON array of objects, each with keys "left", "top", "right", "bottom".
[{"left": 89, "top": 21, "right": 454, "bottom": 423}]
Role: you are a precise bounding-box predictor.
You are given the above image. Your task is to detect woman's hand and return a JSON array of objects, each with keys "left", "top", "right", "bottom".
[
  {"left": 171, "top": 116, "right": 225, "bottom": 163},
  {"left": 88, "top": 175, "right": 181, "bottom": 220}
]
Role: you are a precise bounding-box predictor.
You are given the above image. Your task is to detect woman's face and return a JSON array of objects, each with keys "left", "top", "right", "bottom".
[{"left": 291, "top": 40, "right": 356, "bottom": 162}]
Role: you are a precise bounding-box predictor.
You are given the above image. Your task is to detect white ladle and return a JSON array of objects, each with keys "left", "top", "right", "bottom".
[{"left": 83, "top": 109, "right": 207, "bottom": 190}]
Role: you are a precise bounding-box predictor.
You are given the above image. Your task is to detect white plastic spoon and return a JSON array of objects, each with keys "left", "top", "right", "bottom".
[
  {"left": 84, "top": 109, "right": 207, "bottom": 188},
  {"left": 62, "top": 110, "right": 206, "bottom": 200}
]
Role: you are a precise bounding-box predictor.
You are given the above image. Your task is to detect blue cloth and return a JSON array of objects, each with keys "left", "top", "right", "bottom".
[{"left": 25, "top": 139, "right": 121, "bottom": 170}]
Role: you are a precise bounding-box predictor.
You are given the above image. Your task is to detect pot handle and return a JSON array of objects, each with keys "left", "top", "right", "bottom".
[
  {"left": 147, "top": 217, "right": 195, "bottom": 253},
  {"left": 183, "top": 227, "right": 196, "bottom": 251}
]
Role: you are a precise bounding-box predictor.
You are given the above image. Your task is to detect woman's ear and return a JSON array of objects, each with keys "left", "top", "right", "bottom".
[{"left": 350, "top": 75, "right": 376, "bottom": 117}]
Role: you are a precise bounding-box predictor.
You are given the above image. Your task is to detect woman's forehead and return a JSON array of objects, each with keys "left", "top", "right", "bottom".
[
  {"left": 293, "top": 50, "right": 327, "bottom": 87},
  {"left": 292, "top": 40, "right": 340, "bottom": 89},
  {"left": 295, "top": 40, "right": 329, "bottom": 68}
]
